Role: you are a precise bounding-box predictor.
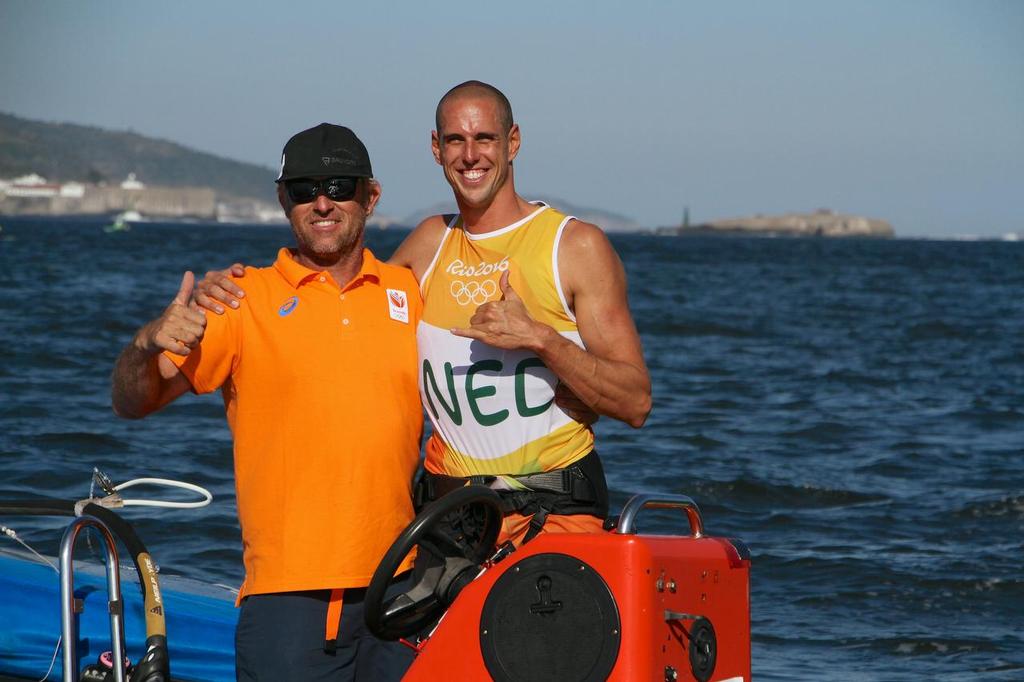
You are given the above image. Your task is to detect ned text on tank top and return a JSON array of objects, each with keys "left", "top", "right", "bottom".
[{"left": 417, "top": 204, "right": 595, "bottom": 478}]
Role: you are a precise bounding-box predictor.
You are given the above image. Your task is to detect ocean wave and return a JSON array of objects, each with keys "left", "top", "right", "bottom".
[
  {"left": 643, "top": 319, "right": 763, "bottom": 338},
  {"left": 779, "top": 421, "right": 859, "bottom": 441},
  {"left": 955, "top": 495, "right": 1024, "bottom": 519},
  {"left": 858, "top": 636, "right": 1002, "bottom": 656},
  {"left": 678, "top": 433, "right": 726, "bottom": 449},
  {"left": 949, "top": 406, "right": 1024, "bottom": 427},
  {"left": 676, "top": 477, "right": 887, "bottom": 510},
  {"left": 814, "top": 369, "right": 893, "bottom": 388},
  {"left": 905, "top": 320, "right": 971, "bottom": 341},
  {"left": 697, "top": 398, "right": 742, "bottom": 410},
  {"left": 22, "top": 430, "right": 131, "bottom": 454},
  {"left": 0, "top": 403, "right": 49, "bottom": 419}
]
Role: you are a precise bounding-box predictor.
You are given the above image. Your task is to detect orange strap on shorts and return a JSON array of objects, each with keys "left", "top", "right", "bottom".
[{"left": 324, "top": 588, "right": 344, "bottom": 649}]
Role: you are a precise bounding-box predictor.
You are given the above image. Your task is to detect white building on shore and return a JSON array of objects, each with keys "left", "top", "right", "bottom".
[{"left": 3, "top": 173, "right": 61, "bottom": 198}]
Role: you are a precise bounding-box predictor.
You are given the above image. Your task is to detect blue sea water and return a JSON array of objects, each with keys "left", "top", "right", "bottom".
[{"left": 0, "top": 217, "right": 1022, "bottom": 680}]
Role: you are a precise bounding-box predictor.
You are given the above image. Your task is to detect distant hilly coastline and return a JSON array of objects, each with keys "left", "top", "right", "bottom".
[
  {"left": 1, "top": 112, "right": 898, "bottom": 237},
  {"left": 0, "top": 112, "right": 643, "bottom": 229},
  {"left": 0, "top": 111, "right": 275, "bottom": 201}
]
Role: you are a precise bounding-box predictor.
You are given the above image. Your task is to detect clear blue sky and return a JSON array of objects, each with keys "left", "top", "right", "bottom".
[{"left": 1, "top": 1, "right": 1021, "bottom": 236}]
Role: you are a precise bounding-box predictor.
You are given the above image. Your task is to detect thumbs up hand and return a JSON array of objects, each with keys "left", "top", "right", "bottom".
[
  {"left": 452, "top": 269, "right": 548, "bottom": 352},
  {"left": 134, "top": 271, "right": 208, "bottom": 356},
  {"left": 497, "top": 269, "right": 521, "bottom": 303}
]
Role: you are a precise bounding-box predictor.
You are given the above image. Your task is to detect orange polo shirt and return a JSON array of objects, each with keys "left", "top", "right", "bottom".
[{"left": 167, "top": 247, "right": 422, "bottom": 600}]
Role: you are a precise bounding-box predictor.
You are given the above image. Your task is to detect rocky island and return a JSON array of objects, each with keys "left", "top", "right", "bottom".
[{"left": 664, "top": 209, "right": 894, "bottom": 238}]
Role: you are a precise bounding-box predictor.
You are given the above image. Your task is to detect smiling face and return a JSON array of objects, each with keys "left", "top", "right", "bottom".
[
  {"left": 278, "top": 178, "right": 380, "bottom": 268},
  {"left": 432, "top": 93, "right": 520, "bottom": 212}
]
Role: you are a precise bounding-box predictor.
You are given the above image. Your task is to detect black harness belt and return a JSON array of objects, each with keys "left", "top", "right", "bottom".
[{"left": 416, "top": 450, "right": 609, "bottom": 544}]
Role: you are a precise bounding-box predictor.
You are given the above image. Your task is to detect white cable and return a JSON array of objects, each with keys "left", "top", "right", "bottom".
[
  {"left": 38, "top": 634, "right": 59, "bottom": 682},
  {"left": 1, "top": 525, "right": 59, "bottom": 572},
  {"left": 112, "top": 477, "right": 213, "bottom": 508}
]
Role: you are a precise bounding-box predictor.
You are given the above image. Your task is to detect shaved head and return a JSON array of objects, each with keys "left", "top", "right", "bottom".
[{"left": 435, "top": 80, "right": 514, "bottom": 135}]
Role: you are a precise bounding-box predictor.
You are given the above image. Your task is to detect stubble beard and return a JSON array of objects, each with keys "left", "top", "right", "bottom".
[{"left": 291, "top": 215, "right": 366, "bottom": 267}]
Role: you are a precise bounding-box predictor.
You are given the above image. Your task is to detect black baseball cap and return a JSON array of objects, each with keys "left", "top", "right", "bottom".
[{"left": 275, "top": 123, "right": 373, "bottom": 182}]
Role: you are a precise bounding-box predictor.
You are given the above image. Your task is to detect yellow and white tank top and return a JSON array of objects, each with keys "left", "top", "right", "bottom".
[{"left": 418, "top": 203, "right": 594, "bottom": 479}]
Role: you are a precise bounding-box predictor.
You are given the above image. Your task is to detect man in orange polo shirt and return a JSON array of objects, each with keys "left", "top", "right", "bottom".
[{"left": 111, "top": 124, "right": 421, "bottom": 681}]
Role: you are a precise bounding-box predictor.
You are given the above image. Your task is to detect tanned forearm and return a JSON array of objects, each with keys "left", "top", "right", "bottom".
[
  {"left": 451, "top": 219, "right": 652, "bottom": 428},
  {"left": 452, "top": 270, "right": 652, "bottom": 428},
  {"left": 111, "top": 339, "right": 169, "bottom": 419},
  {"left": 111, "top": 272, "right": 204, "bottom": 419},
  {"left": 529, "top": 324, "right": 652, "bottom": 428}
]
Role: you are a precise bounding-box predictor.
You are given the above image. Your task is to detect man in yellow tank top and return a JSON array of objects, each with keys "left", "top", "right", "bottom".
[
  {"left": 390, "top": 81, "right": 652, "bottom": 545},
  {"left": 196, "top": 82, "right": 652, "bottom": 546}
]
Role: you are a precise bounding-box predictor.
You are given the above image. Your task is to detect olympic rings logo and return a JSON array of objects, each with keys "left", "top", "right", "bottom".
[{"left": 450, "top": 279, "right": 498, "bottom": 306}]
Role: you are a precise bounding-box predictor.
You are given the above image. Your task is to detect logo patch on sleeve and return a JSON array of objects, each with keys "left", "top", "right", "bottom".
[{"left": 387, "top": 288, "right": 409, "bottom": 323}]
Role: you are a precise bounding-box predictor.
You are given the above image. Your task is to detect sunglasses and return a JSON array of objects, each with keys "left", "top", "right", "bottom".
[{"left": 285, "top": 177, "right": 360, "bottom": 204}]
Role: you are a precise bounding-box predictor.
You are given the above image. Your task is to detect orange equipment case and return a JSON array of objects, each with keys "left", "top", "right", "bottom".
[{"left": 403, "top": 495, "right": 751, "bottom": 682}]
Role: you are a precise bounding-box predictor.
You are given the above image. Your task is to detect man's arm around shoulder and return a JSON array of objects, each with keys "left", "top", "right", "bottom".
[
  {"left": 388, "top": 215, "right": 452, "bottom": 280},
  {"left": 111, "top": 272, "right": 205, "bottom": 419}
]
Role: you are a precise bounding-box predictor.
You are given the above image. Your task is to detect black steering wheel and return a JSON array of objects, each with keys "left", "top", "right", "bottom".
[{"left": 364, "top": 485, "right": 503, "bottom": 640}]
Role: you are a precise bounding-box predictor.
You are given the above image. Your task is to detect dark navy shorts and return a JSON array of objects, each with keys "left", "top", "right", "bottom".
[{"left": 234, "top": 576, "right": 415, "bottom": 682}]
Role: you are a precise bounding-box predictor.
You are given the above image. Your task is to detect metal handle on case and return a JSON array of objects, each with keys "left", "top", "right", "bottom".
[{"left": 616, "top": 494, "right": 705, "bottom": 538}]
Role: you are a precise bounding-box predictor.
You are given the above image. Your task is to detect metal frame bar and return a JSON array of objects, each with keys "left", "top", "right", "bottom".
[
  {"left": 616, "top": 494, "right": 705, "bottom": 538},
  {"left": 58, "top": 514, "right": 127, "bottom": 682}
]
